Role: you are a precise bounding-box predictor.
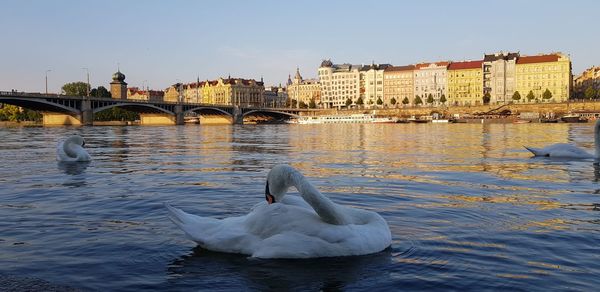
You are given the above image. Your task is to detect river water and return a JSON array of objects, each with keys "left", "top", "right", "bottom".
[{"left": 1, "top": 123, "right": 599, "bottom": 291}]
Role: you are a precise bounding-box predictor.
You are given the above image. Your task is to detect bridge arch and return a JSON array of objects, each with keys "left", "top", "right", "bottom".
[
  {"left": 0, "top": 97, "right": 80, "bottom": 114},
  {"left": 184, "top": 107, "right": 233, "bottom": 117},
  {"left": 93, "top": 103, "right": 174, "bottom": 115}
]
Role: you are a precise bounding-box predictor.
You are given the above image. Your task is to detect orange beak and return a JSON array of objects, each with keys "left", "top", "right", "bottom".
[{"left": 267, "top": 194, "right": 275, "bottom": 204}]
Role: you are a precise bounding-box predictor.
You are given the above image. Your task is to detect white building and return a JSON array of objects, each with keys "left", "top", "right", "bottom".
[
  {"left": 483, "top": 52, "right": 519, "bottom": 104},
  {"left": 359, "top": 63, "right": 391, "bottom": 107},
  {"left": 318, "top": 60, "right": 361, "bottom": 109},
  {"left": 414, "top": 62, "right": 449, "bottom": 106}
]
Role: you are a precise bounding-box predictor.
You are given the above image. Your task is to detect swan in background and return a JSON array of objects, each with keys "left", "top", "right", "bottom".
[
  {"left": 524, "top": 119, "right": 600, "bottom": 159},
  {"left": 56, "top": 135, "right": 91, "bottom": 162},
  {"left": 166, "top": 164, "right": 391, "bottom": 259}
]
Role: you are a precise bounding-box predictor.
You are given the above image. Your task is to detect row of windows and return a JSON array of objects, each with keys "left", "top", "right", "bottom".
[{"left": 517, "top": 65, "right": 568, "bottom": 73}]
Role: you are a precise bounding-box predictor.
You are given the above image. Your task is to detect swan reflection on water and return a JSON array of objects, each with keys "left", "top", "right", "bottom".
[
  {"left": 57, "top": 161, "right": 90, "bottom": 175},
  {"left": 166, "top": 246, "right": 393, "bottom": 291}
]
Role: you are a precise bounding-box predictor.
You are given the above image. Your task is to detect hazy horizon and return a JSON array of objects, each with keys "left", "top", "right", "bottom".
[{"left": 1, "top": 0, "right": 598, "bottom": 93}]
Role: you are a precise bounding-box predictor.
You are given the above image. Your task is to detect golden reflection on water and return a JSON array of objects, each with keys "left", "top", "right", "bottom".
[{"left": 286, "top": 123, "right": 590, "bottom": 182}]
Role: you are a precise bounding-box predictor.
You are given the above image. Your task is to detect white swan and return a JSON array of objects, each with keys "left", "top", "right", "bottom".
[
  {"left": 166, "top": 164, "right": 392, "bottom": 259},
  {"left": 56, "top": 135, "right": 91, "bottom": 162},
  {"left": 524, "top": 119, "right": 600, "bottom": 159}
]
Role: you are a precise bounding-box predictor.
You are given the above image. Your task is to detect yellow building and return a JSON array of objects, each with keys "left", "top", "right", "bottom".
[
  {"left": 163, "top": 84, "right": 181, "bottom": 103},
  {"left": 447, "top": 60, "right": 483, "bottom": 106},
  {"left": 574, "top": 66, "right": 600, "bottom": 96},
  {"left": 287, "top": 68, "right": 321, "bottom": 108},
  {"left": 198, "top": 77, "right": 265, "bottom": 106},
  {"left": 515, "top": 53, "right": 572, "bottom": 103}
]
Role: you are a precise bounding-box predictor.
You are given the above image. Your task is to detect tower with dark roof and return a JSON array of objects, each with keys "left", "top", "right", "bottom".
[{"left": 110, "top": 70, "right": 127, "bottom": 99}]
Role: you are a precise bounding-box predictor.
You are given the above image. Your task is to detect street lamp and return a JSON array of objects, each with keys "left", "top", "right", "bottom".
[
  {"left": 45, "top": 69, "right": 52, "bottom": 94},
  {"left": 82, "top": 68, "right": 90, "bottom": 96}
]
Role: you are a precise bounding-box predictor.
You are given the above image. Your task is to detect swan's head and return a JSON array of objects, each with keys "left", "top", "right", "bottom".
[
  {"left": 66, "top": 135, "right": 86, "bottom": 147},
  {"left": 265, "top": 164, "right": 295, "bottom": 204}
]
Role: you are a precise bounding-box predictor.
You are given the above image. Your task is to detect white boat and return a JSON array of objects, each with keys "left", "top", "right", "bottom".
[{"left": 297, "top": 114, "right": 398, "bottom": 124}]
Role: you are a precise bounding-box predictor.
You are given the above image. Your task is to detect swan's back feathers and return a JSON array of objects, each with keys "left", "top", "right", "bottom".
[
  {"left": 524, "top": 143, "right": 594, "bottom": 159},
  {"left": 166, "top": 197, "right": 391, "bottom": 258},
  {"left": 57, "top": 137, "right": 91, "bottom": 162}
]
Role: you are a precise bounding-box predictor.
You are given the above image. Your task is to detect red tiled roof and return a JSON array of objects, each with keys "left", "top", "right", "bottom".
[
  {"left": 448, "top": 60, "right": 483, "bottom": 70},
  {"left": 517, "top": 54, "right": 560, "bottom": 64}
]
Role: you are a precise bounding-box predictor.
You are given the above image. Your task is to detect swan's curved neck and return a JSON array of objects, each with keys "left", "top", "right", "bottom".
[
  {"left": 594, "top": 120, "right": 600, "bottom": 158},
  {"left": 286, "top": 168, "right": 348, "bottom": 225}
]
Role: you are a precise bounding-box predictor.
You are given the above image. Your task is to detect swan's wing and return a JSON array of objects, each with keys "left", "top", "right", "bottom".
[
  {"left": 165, "top": 203, "right": 260, "bottom": 254},
  {"left": 75, "top": 146, "right": 91, "bottom": 162},
  {"left": 56, "top": 141, "right": 71, "bottom": 161}
]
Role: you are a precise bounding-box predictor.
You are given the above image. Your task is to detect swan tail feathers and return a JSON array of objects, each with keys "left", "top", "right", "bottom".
[
  {"left": 524, "top": 146, "right": 548, "bottom": 156},
  {"left": 164, "top": 203, "right": 219, "bottom": 244}
]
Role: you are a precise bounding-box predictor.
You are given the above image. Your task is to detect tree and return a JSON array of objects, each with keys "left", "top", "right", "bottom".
[
  {"left": 414, "top": 95, "right": 423, "bottom": 105},
  {"left": 356, "top": 97, "right": 364, "bottom": 105},
  {"left": 402, "top": 97, "right": 409, "bottom": 105},
  {"left": 390, "top": 97, "right": 397, "bottom": 106},
  {"left": 298, "top": 101, "right": 308, "bottom": 109},
  {"left": 512, "top": 91, "right": 521, "bottom": 101},
  {"left": 345, "top": 98, "right": 353, "bottom": 107},
  {"left": 526, "top": 90, "right": 535, "bottom": 101},
  {"left": 426, "top": 93, "right": 434, "bottom": 104},
  {"left": 0, "top": 104, "right": 21, "bottom": 121},
  {"left": 90, "top": 86, "right": 111, "bottom": 98},
  {"left": 483, "top": 92, "right": 491, "bottom": 104},
  {"left": 94, "top": 107, "right": 139, "bottom": 121},
  {"left": 0, "top": 104, "right": 42, "bottom": 122},
  {"left": 585, "top": 86, "right": 596, "bottom": 100},
  {"left": 542, "top": 89, "right": 552, "bottom": 100},
  {"left": 440, "top": 94, "right": 446, "bottom": 105},
  {"left": 62, "top": 82, "right": 89, "bottom": 96},
  {"left": 308, "top": 98, "right": 316, "bottom": 109},
  {"left": 376, "top": 97, "right": 383, "bottom": 105}
]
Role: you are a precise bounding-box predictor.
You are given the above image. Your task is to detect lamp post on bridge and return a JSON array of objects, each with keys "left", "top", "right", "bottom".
[{"left": 45, "top": 69, "right": 52, "bottom": 94}]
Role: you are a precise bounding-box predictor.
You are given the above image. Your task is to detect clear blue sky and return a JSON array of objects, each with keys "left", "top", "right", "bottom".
[{"left": 1, "top": 0, "right": 598, "bottom": 93}]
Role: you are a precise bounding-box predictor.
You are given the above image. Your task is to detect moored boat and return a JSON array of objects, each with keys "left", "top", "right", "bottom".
[
  {"left": 561, "top": 114, "right": 588, "bottom": 123},
  {"left": 296, "top": 114, "right": 398, "bottom": 124}
]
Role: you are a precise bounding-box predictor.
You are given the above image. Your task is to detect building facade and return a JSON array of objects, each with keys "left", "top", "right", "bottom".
[
  {"left": 127, "top": 87, "right": 164, "bottom": 102},
  {"left": 359, "top": 64, "right": 390, "bottom": 107},
  {"left": 414, "top": 62, "right": 448, "bottom": 106},
  {"left": 263, "top": 86, "right": 288, "bottom": 108},
  {"left": 199, "top": 77, "right": 265, "bottom": 107},
  {"left": 515, "top": 53, "right": 572, "bottom": 103},
  {"left": 163, "top": 84, "right": 182, "bottom": 103},
  {"left": 483, "top": 52, "right": 518, "bottom": 104},
  {"left": 286, "top": 68, "right": 321, "bottom": 108},
  {"left": 383, "top": 65, "right": 415, "bottom": 107},
  {"left": 447, "top": 60, "right": 483, "bottom": 106},
  {"left": 573, "top": 66, "right": 599, "bottom": 97},
  {"left": 318, "top": 60, "right": 361, "bottom": 109}
]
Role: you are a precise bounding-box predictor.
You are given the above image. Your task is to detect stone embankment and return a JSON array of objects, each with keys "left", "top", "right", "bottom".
[{"left": 300, "top": 101, "right": 600, "bottom": 118}]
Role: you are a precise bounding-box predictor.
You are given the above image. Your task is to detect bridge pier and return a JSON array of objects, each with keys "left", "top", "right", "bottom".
[
  {"left": 42, "top": 112, "right": 82, "bottom": 126},
  {"left": 175, "top": 104, "right": 184, "bottom": 125},
  {"left": 232, "top": 106, "right": 244, "bottom": 125},
  {"left": 81, "top": 98, "right": 93, "bottom": 126}
]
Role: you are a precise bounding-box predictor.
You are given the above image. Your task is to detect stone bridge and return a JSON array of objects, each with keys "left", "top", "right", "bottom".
[{"left": 0, "top": 91, "right": 309, "bottom": 125}]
